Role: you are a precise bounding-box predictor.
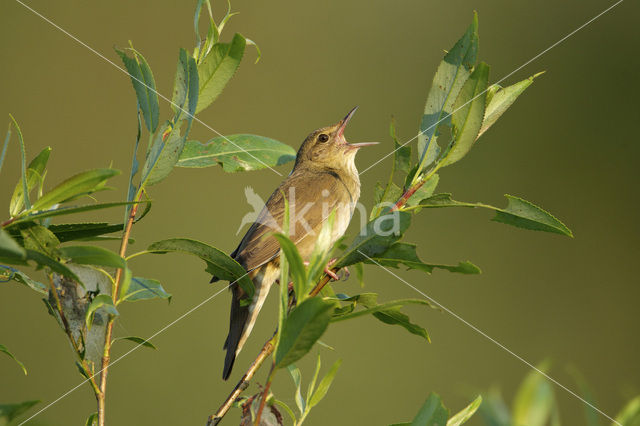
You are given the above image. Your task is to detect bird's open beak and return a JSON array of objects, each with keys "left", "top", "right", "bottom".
[
  {"left": 348, "top": 141, "right": 379, "bottom": 148},
  {"left": 337, "top": 106, "right": 358, "bottom": 138}
]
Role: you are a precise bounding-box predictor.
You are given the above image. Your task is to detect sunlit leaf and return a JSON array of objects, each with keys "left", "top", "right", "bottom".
[
  {"left": 0, "top": 343, "right": 27, "bottom": 375},
  {"left": 20, "top": 225, "right": 60, "bottom": 258},
  {"left": 615, "top": 395, "right": 640, "bottom": 426},
  {"left": 405, "top": 174, "right": 439, "bottom": 208},
  {"left": 116, "top": 47, "right": 160, "bottom": 132},
  {"left": 447, "top": 395, "right": 482, "bottom": 426},
  {"left": 512, "top": 361, "right": 556, "bottom": 426},
  {"left": 273, "top": 233, "right": 307, "bottom": 302},
  {"left": 10, "top": 147, "right": 51, "bottom": 216},
  {"left": 275, "top": 298, "right": 335, "bottom": 368},
  {"left": 309, "top": 359, "right": 342, "bottom": 408},
  {"left": 411, "top": 393, "right": 449, "bottom": 426},
  {"left": 177, "top": 134, "right": 296, "bottom": 172},
  {"left": 147, "top": 238, "right": 254, "bottom": 298},
  {"left": 287, "top": 365, "right": 305, "bottom": 415},
  {"left": 6, "top": 201, "right": 140, "bottom": 227},
  {"left": 11, "top": 269, "right": 46, "bottom": 294},
  {"left": 439, "top": 62, "right": 489, "bottom": 167},
  {"left": 9, "top": 115, "right": 31, "bottom": 212},
  {"left": 85, "top": 412, "right": 98, "bottom": 426},
  {"left": 24, "top": 249, "right": 81, "bottom": 284},
  {"left": 195, "top": 32, "right": 245, "bottom": 113},
  {"left": 31, "top": 168, "right": 120, "bottom": 211},
  {"left": 416, "top": 13, "right": 478, "bottom": 176}
]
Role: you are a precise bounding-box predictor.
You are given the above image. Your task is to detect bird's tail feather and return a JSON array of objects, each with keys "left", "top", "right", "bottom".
[{"left": 222, "top": 264, "right": 278, "bottom": 380}]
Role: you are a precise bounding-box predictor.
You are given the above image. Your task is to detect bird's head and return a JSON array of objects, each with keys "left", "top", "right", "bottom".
[{"left": 294, "top": 107, "right": 378, "bottom": 170}]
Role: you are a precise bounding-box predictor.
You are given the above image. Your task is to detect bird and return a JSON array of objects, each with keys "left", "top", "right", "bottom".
[{"left": 213, "top": 107, "right": 377, "bottom": 380}]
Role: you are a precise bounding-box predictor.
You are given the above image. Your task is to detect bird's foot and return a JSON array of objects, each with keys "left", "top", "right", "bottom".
[{"left": 324, "top": 258, "right": 349, "bottom": 281}]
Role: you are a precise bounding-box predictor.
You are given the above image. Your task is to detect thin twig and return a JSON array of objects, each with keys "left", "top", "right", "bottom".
[
  {"left": 97, "top": 196, "right": 140, "bottom": 426},
  {"left": 253, "top": 361, "right": 275, "bottom": 426}
]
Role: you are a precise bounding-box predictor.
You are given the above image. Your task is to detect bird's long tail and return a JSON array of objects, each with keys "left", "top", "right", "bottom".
[{"left": 222, "top": 264, "right": 278, "bottom": 380}]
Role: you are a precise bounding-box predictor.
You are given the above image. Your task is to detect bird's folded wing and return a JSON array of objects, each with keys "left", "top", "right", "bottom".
[{"left": 233, "top": 170, "right": 350, "bottom": 272}]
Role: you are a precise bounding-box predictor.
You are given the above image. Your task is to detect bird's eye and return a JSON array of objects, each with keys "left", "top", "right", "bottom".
[{"left": 318, "top": 134, "right": 329, "bottom": 142}]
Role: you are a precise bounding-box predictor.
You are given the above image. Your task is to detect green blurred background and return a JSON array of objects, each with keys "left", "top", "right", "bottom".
[{"left": 1, "top": 0, "right": 639, "bottom": 424}]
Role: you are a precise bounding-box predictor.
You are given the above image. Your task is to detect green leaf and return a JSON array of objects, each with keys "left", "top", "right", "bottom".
[
  {"left": 0, "top": 228, "right": 26, "bottom": 259},
  {"left": 273, "top": 233, "right": 307, "bottom": 301},
  {"left": 417, "top": 193, "right": 572, "bottom": 237},
  {"left": 85, "top": 294, "right": 118, "bottom": 328},
  {"left": 273, "top": 398, "right": 297, "bottom": 424},
  {"left": 365, "top": 242, "right": 481, "bottom": 275},
  {"left": 120, "top": 277, "right": 171, "bottom": 302},
  {"left": 391, "top": 120, "right": 412, "bottom": 176},
  {"left": 478, "top": 388, "right": 511, "bottom": 426},
  {"left": 405, "top": 174, "right": 440, "bottom": 207},
  {"left": 478, "top": 72, "right": 543, "bottom": 138},
  {"left": 287, "top": 364, "right": 306, "bottom": 415},
  {"left": 0, "top": 126, "right": 10, "bottom": 175},
  {"left": 411, "top": 393, "right": 449, "bottom": 426},
  {"left": 6, "top": 201, "right": 140, "bottom": 227},
  {"left": 116, "top": 47, "right": 160, "bottom": 132},
  {"left": 447, "top": 395, "right": 482, "bottom": 426},
  {"left": 59, "top": 246, "right": 126, "bottom": 269},
  {"left": 336, "top": 211, "right": 411, "bottom": 268},
  {"left": 20, "top": 225, "right": 60, "bottom": 258},
  {"left": 113, "top": 336, "right": 157, "bottom": 350},
  {"left": 0, "top": 400, "right": 39, "bottom": 423},
  {"left": 416, "top": 13, "right": 478, "bottom": 176},
  {"left": 10, "top": 147, "right": 51, "bottom": 216},
  {"left": 195, "top": 33, "right": 245, "bottom": 113},
  {"left": 275, "top": 297, "right": 335, "bottom": 368},
  {"left": 11, "top": 269, "right": 47, "bottom": 294},
  {"left": 372, "top": 308, "right": 430, "bottom": 342},
  {"left": 0, "top": 343, "right": 27, "bottom": 375},
  {"left": 31, "top": 168, "right": 120, "bottom": 211},
  {"left": 24, "top": 249, "right": 82, "bottom": 284},
  {"left": 306, "top": 353, "right": 322, "bottom": 406},
  {"left": 46, "top": 222, "right": 123, "bottom": 243},
  {"left": 85, "top": 412, "right": 98, "bottom": 426},
  {"left": 439, "top": 62, "right": 489, "bottom": 167},
  {"left": 9, "top": 115, "right": 31, "bottom": 212},
  {"left": 177, "top": 134, "right": 296, "bottom": 171},
  {"left": 147, "top": 238, "right": 254, "bottom": 298},
  {"left": 309, "top": 359, "right": 342, "bottom": 408},
  {"left": 566, "top": 366, "right": 601, "bottom": 426},
  {"left": 615, "top": 395, "right": 640, "bottom": 426},
  {"left": 512, "top": 361, "right": 556, "bottom": 426}
]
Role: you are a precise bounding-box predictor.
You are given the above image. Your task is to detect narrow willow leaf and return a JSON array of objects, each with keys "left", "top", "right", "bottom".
[
  {"left": 0, "top": 228, "right": 26, "bottom": 259},
  {"left": 418, "top": 193, "right": 572, "bottom": 237},
  {"left": 391, "top": 120, "right": 411, "bottom": 175},
  {"left": 9, "top": 115, "right": 31, "bottom": 212},
  {"left": 566, "top": 366, "right": 601, "bottom": 426},
  {"left": 309, "top": 359, "right": 342, "bottom": 408},
  {"left": 12, "top": 269, "right": 47, "bottom": 294},
  {"left": 306, "top": 354, "right": 322, "bottom": 406},
  {"left": 365, "top": 242, "right": 481, "bottom": 275},
  {"left": 615, "top": 395, "right": 640, "bottom": 426},
  {"left": 7, "top": 201, "right": 139, "bottom": 227},
  {"left": 24, "top": 249, "right": 81, "bottom": 284},
  {"left": 478, "top": 388, "right": 511, "bottom": 426},
  {"left": 440, "top": 62, "right": 489, "bottom": 167},
  {"left": 0, "top": 343, "right": 27, "bottom": 375},
  {"left": 21, "top": 225, "right": 60, "bottom": 258},
  {"left": 447, "top": 395, "right": 482, "bottom": 426},
  {"left": 47, "top": 222, "right": 123, "bottom": 243},
  {"left": 287, "top": 365, "right": 306, "bottom": 415},
  {"left": 273, "top": 399, "right": 297, "bottom": 424},
  {"left": 513, "top": 361, "right": 556, "bottom": 426},
  {"left": 147, "top": 238, "right": 254, "bottom": 298},
  {"left": 113, "top": 336, "right": 157, "bottom": 349},
  {"left": 171, "top": 48, "right": 191, "bottom": 120},
  {"left": 306, "top": 211, "right": 338, "bottom": 288},
  {"left": 336, "top": 211, "right": 411, "bottom": 268},
  {"left": 125, "top": 108, "right": 142, "bottom": 223},
  {"left": 31, "top": 168, "right": 120, "bottom": 211},
  {"left": 116, "top": 47, "right": 160, "bottom": 132},
  {"left": 416, "top": 13, "right": 478, "bottom": 175},
  {"left": 273, "top": 233, "right": 307, "bottom": 302},
  {"left": 120, "top": 277, "right": 171, "bottom": 302},
  {"left": 411, "top": 393, "right": 450, "bottom": 426},
  {"left": 478, "top": 72, "right": 543, "bottom": 138},
  {"left": 10, "top": 147, "right": 51, "bottom": 216},
  {"left": 86, "top": 294, "right": 118, "bottom": 328},
  {"left": 275, "top": 298, "right": 335, "bottom": 368},
  {"left": 177, "top": 134, "right": 296, "bottom": 171},
  {"left": 373, "top": 308, "right": 430, "bottom": 342},
  {"left": 195, "top": 32, "right": 245, "bottom": 113},
  {"left": 0, "top": 400, "right": 39, "bottom": 423},
  {"left": 59, "top": 246, "right": 126, "bottom": 269},
  {"left": 85, "top": 412, "right": 98, "bottom": 426},
  {"left": 331, "top": 298, "right": 434, "bottom": 322}
]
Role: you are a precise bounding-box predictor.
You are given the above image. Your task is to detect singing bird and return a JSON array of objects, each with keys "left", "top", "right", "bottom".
[{"left": 214, "top": 107, "right": 376, "bottom": 380}]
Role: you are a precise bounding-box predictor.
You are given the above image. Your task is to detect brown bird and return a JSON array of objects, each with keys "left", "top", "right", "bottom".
[{"left": 214, "top": 107, "right": 376, "bottom": 380}]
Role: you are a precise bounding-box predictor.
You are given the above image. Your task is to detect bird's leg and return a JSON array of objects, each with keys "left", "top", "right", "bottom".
[{"left": 324, "top": 258, "right": 341, "bottom": 281}]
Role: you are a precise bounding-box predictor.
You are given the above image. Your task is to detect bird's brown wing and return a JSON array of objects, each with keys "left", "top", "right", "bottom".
[{"left": 232, "top": 169, "right": 353, "bottom": 270}]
